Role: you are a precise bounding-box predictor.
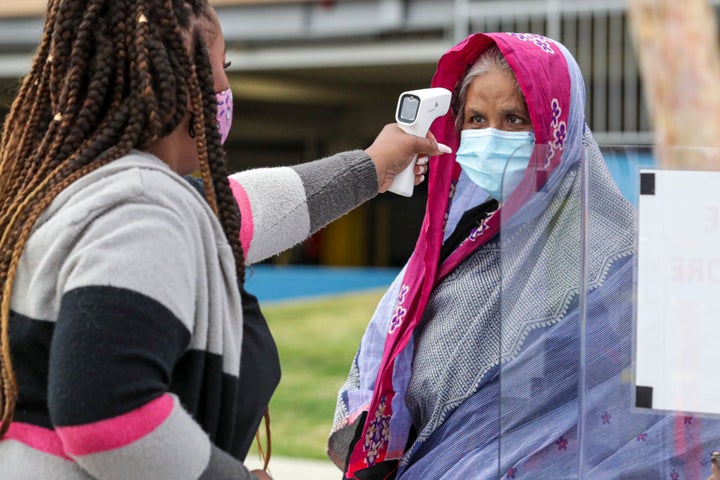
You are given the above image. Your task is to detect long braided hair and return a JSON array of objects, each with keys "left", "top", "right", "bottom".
[{"left": 0, "top": 0, "right": 246, "bottom": 440}]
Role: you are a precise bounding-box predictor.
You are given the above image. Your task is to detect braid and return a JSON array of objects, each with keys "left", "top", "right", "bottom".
[
  {"left": 0, "top": 0, "right": 220, "bottom": 438},
  {"left": 190, "top": 28, "right": 246, "bottom": 284},
  {"left": 0, "top": 0, "right": 60, "bottom": 202}
]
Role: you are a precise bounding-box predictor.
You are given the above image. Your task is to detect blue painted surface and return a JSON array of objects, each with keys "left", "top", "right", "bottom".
[
  {"left": 601, "top": 148, "right": 656, "bottom": 206},
  {"left": 244, "top": 265, "right": 400, "bottom": 303}
]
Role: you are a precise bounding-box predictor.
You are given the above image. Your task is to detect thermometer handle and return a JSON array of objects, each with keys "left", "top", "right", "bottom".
[
  {"left": 388, "top": 123, "right": 422, "bottom": 197},
  {"left": 387, "top": 87, "right": 451, "bottom": 197}
]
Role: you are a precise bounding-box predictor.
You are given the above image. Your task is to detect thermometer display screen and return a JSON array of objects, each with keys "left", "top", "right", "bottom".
[{"left": 397, "top": 94, "right": 420, "bottom": 123}]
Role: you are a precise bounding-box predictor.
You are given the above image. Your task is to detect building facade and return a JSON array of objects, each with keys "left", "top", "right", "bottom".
[{"left": 0, "top": 0, "right": 689, "bottom": 265}]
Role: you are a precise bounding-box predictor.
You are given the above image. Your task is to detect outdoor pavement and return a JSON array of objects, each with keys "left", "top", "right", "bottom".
[{"left": 245, "top": 455, "right": 342, "bottom": 480}]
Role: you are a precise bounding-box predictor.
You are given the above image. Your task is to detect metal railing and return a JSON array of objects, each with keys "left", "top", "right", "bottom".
[
  {"left": 457, "top": 0, "right": 653, "bottom": 144},
  {"left": 3, "top": 0, "right": 718, "bottom": 144}
]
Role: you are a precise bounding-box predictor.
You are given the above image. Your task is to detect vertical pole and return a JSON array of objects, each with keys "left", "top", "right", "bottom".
[
  {"left": 454, "top": 0, "right": 470, "bottom": 44},
  {"left": 546, "top": 0, "right": 562, "bottom": 43}
]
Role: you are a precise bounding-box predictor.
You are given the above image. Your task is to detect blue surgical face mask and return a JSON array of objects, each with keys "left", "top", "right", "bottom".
[{"left": 455, "top": 128, "right": 535, "bottom": 202}]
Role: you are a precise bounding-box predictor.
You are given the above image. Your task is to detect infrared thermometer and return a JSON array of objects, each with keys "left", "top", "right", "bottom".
[{"left": 388, "top": 87, "right": 452, "bottom": 197}]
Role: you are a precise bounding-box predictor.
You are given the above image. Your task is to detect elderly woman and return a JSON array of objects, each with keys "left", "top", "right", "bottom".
[{"left": 329, "top": 32, "right": 720, "bottom": 479}]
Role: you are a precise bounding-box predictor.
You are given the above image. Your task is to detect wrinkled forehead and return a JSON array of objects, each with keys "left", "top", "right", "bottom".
[
  {"left": 492, "top": 33, "right": 572, "bottom": 142},
  {"left": 434, "top": 32, "right": 573, "bottom": 144}
]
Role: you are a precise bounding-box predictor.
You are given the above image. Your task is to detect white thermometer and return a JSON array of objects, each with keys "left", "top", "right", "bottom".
[{"left": 388, "top": 87, "right": 452, "bottom": 197}]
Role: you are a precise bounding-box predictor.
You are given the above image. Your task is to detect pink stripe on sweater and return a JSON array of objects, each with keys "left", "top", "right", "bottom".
[
  {"left": 56, "top": 394, "right": 174, "bottom": 457},
  {"left": 4, "top": 422, "right": 72, "bottom": 460},
  {"left": 228, "top": 177, "right": 254, "bottom": 256}
]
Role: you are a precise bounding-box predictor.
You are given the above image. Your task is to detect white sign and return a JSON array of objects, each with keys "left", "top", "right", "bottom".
[{"left": 636, "top": 169, "right": 720, "bottom": 415}]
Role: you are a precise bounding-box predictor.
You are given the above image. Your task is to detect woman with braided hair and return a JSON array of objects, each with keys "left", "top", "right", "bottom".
[{"left": 0, "top": 1, "right": 449, "bottom": 478}]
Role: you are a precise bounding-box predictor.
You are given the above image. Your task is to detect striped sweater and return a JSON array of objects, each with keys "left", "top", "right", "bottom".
[{"left": 0, "top": 149, "right": 378, "bottom": 479}]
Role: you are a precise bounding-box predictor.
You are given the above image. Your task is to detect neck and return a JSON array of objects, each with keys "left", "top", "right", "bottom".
[{"left": 145, "top": 126, "right": 198, "bottom": 175}]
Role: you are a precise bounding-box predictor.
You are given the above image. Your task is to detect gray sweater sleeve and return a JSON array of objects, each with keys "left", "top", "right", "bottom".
[
  {"left": 199, "top": 446, "right": 259, "bottom": 480},
  {"left": 228, "top": 150, "right": 378, "bottom": 264}
]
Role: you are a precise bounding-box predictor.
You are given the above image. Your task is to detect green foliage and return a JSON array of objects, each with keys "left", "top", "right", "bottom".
[{"left": 249, "top": 290, "right": 384, "bottom": 460}]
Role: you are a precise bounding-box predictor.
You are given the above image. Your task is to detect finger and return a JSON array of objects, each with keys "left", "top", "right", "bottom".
[
  {"left": 414, "top": 162, "right": 428, "bottom": 176},
  {"left": 413, "top": 138, "right": 448, "bottom": 157},
  {"left": 437, "top": 142, "right": 452, "bottom": 154},
  {"left": 425, "top": 131, "right": 452, "bottom": 155}
]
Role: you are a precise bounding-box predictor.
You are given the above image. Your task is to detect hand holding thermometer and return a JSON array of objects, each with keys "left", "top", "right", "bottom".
[{"left": 388, "top": 87, "right": 452, "bottom": 197}]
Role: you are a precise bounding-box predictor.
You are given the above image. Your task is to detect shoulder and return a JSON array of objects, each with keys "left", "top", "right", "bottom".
[
  {"left": 17, "top": 153, "right": 216, "bottom": 322},
  {"left": 39, "top": 151, "right": 211, "bottom": 229},
  {"left": 26, "top": 151, "right": 223, "bottom": 283}
]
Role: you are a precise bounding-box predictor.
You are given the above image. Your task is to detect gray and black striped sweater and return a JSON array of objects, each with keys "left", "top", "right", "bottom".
[{"left": 0, "top": 149, "right": 378, "bottom": 479}]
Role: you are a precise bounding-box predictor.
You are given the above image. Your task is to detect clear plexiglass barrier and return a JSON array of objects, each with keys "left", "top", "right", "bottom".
[{"left": 484, "top": 142, "right": 720, "bottom": 479}]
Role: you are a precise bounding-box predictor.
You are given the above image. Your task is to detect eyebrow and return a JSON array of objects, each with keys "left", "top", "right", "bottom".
[
  {"left": 465, "top": 106, "right": 528, "bottom": 118},
  {"left": 499, "top": 107, "right": 529, "bottom": 117}
]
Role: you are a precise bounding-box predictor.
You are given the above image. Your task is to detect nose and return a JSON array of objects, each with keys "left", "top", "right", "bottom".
[{"left": 486, "top": 117, "right": 507, "bottom": 131}]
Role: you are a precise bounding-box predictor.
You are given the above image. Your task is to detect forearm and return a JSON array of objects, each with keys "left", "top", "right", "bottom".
[{"left": 229, "top": 150, "right": 378, "bottom": 264}]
